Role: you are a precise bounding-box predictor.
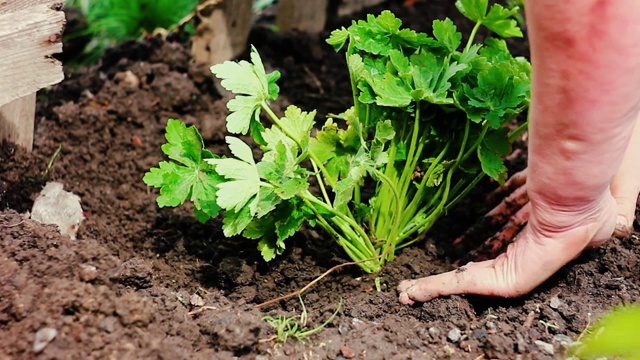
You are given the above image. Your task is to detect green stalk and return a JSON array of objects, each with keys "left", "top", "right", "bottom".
[
  {"left": 465, "top": 21, "right": 482, "bottom": 51},
  {"left": 300, "top": 197, "right": 379, "bottom": 272},
  {"left": 310, "top": 160, "right": 332, "bottom": 206},
  {"left": 300, "top": 191, "right": 376, "bottom": 255},
  {"left": 508, "top": 120, "right": 529, "bottom": 142},
  {"left": 397, "top": 119, "right": 471, "bottom": 246},
  {"left": 403, "top": 142, "right": 450, "bottom": 224},
  {"left": 444, "top": 172, "right": 485, "bottom": 212}
]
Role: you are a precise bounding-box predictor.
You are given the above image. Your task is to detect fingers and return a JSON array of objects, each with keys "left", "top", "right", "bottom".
[
  {"left": 399, "top": 220, "right": 599, "bottom": 304},
  {"left": 453, "top": 179, "right": 529, "bottom": 248},
  {"left": 610, "top": 112, "right": 640, "bottom": 238},
  {"left": 485, "top": 169, "right": 528, "bottom": 206},
  {"left": 456, "top": 203, "right": 530, "bottom": 265}
]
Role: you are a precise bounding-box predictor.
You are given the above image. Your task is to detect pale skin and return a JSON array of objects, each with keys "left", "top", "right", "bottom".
[{"left": 398, "top": 0, "right": 640, "bottom": 304}]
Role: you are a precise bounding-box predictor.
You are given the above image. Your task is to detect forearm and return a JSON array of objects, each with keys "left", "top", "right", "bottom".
[{"left": 525, "top": 0, "right": 640, "bottom": 208}]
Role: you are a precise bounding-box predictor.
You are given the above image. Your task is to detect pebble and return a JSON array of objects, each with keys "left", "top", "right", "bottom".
[
  {"left": 516, "top": 333, "right": 527, "bottom": 353},
  {"left": 33, "top": 327, "right": 57, "bottom": 353},
  {"left": 340, "top": 345, "right": 355, "bottom": 359},
  {"left": 472, "top": 328, "right": 487, "bottom": 341},
  {"left": 549, "top": 296, "right": 562, "bottom": 309},
  {"left": 534, "top": 340, "right": 554, "bottom": 355},
  {"left": 30, "top": 182, "right": 84, "bottom": 240},
  {"left": 447, "top": 327, "right": 462, "bottom": 342},
  {"left": 485, "top": 321, "right": 496, "bottom": 331},
  {"left": 189, "top": 293, "right": 204, "bottom": 307},
  {"left": 79, "top": 264, "right": 98, "bottom": 282},
  {"left": 98, "top": 316, "right": 117, "bottom": 333},
  {"left": 428, "top": 327, "right": 441, "bottom": 339},
  {"left": 552, "top": 333, "right": 573, "bottom": 346},
  {"left": 338, "top": 322, "right": 349, "bottom": 335}
]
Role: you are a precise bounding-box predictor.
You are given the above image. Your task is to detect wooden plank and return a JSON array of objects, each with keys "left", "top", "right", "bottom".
[
  {"left": 0, "top": 1, "right": 64, "bottom": 106},
  {"left": 191, "top": 0, "right": 253, "bottom": 65},
  {"left": 276, "top": 0, "right": 328, "bottom": 34},
  {"left": 0, "top": 0, "right": 64, "bottom": 150},
  {"left": 337, "top": 0, "right": 386, "bottom": 16},
  {"left": 0, "top": 94, "right": 36, "bottom": 151}
]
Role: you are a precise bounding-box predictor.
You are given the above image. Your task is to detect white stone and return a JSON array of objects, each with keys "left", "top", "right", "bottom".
[{"left": 31, "top": 182, "right": 84, "bottom": 239}]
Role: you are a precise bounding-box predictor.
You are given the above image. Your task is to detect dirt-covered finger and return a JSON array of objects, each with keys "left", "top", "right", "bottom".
[
  {"left": 456, "top": 203, "right": 530, "bottom": 265},
  {"left": 452, "top": 185, "right": 529, "bottom": 248},
  {"left": 485, "top": 169, "right": 528, "bottom": 206}
]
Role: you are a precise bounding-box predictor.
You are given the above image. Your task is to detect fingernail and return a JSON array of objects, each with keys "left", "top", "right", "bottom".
[{"left": 614, "top": 223, "right": 631, "bottom": 239}]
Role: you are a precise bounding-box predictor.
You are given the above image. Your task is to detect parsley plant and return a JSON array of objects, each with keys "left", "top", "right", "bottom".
[{"left": 145, "top": 1, "right": 530, "bottom": 273}]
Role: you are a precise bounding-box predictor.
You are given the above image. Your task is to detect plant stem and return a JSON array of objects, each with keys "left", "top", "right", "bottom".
[{"left": 465, "top": 21, "right": 482, "bottom": 51}]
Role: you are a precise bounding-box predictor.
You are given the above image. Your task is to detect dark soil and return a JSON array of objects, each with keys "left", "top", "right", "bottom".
[{"left": 2, "top": 1, "right": 639, "bottom": 359}]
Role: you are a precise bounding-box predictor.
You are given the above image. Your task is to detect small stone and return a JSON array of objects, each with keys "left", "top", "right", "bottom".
[
  {"left": 340, "top": 345, "right": 355, "bottom": 359},
  {"left": 31, "top": 182, "right": 84, "bottom": 240},
  {"left": 190, "top": 293, "right": 204, "bottom": 307},
  {"left": 485, "top": 321, "right": 496, "bottom": 331},
  {"left": 351, "top": 318, "right": 366, "bottom": 329},
  {"left": 553, "top": 333, "right": 573, "bottom": 346},
  {"left": 442, "top": 345, "right": 456, "bottom": 356},
  {"left": 79, "top": 264, "right": 97, "bottom": 282},
  {"left": 115, "top": 70, "right": 140, "bottom": 89},
  {"left": 447, "top": 327, "right": 462, "bottom": 342},
  {"left": 549, "top": 296, "right": 562, "bottom": 309},
  {"left": 472, "top": 328, "right": 487, "bottom": 341},
  {"left": 33, "top": 327, "right": 57, "bottom": 353},
  {"left": 534, "top": 340, "right": 554, "bottom": 355},
  {"left": 98, "top": 316, "right": 117, "bottom": 333},
  {"left": 428, "top": 327, "right": 441, "bottom": 339},
  {"left": 338, "top": 323, "right": 349, "bottom": 335},
  {"left": 516, "top": 333, "right": 527, "bottom": 353}
]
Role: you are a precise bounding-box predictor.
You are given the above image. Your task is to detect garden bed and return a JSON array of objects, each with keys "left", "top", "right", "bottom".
[{"left": 1, "top": 1, "right": 639, "bottom": 358}]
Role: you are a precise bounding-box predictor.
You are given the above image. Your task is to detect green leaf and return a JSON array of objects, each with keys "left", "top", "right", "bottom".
[
  {"left": 374, "top": 120, "right": 395, "bottom": 142},
  {"left": 161, "top": 119, "right": 205, "bottom": 166},
  {"left": 222, "top": 206, "right": 253, "bottom": 236},
  {"left": 375, "top": 10, "right": 402, "bottom": 33},
  {"left": 245, "top": 199, "right": 305, "bottom": 261},
  {"left": 333, "top": 148, "right": 373, "bottom": 208},
  {"left": 206, "top": 137, "right": 260, "bottom": 214},
  {"left": 484, "top": 4, "right": 523, "bottom": 38},
  {"left": 257, "top": 237, "right": 279, "bottom": 261},
  {"left": 463, "top": 61, "right": 529, "bottom": 128},
  {"left": 326, "top": 27, "right": 349, "bottom": 51},
  {"left": 368, "top": 72, "right": 413, "bottom": 107},
  {"left": 455, "top": 0, "right": 488, "bottom": 22},
  {"left": 411, "top": 52, "right": 466, "bottom": 104},
  {"left": 478, "top": 145, "right": 506, "bottom": 184},
  {"left": 210, "top": 46, "right": 278, "bottom": 135},
  {"left": 275, "top": 203, "right": 305, "bottom": 240},
  {"left": 281, "top": 105, "right": 316, "bottom": 146},
  {"left": 432, "top": 18, "right": 462, "bottom": 52},
  {"left": 258, "top": 142, "right": 309, "bottom": 200},
  {"left": 143, "top": 119, "right": 222, "bottom": 218},
  {"left": 574, "top": 305, "right": 640, "bottom": 359}
]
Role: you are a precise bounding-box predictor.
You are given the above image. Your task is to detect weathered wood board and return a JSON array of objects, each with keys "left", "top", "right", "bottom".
[
  {"left": 191, "top": 0, "right": 253, "bottom": 66},
  {"left": 0, "top": 0, "right": 65, "bottom": 150},
  {"left": 276, "top": 0, "right": 329, "bottom": 34}
]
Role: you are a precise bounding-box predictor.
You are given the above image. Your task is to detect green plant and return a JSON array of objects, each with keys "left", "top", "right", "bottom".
[
  {"left": 144, "top": 1, "right": 530, "bottom": 273},
  {"left": 65, "top": 0, "right": 197, "bottom": 63},
  {"left": 262, "top": 296, "right": 343, "bottom": 343},
  {"left": 571, "top": 305, "right": 640, "bottom": 359}
]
